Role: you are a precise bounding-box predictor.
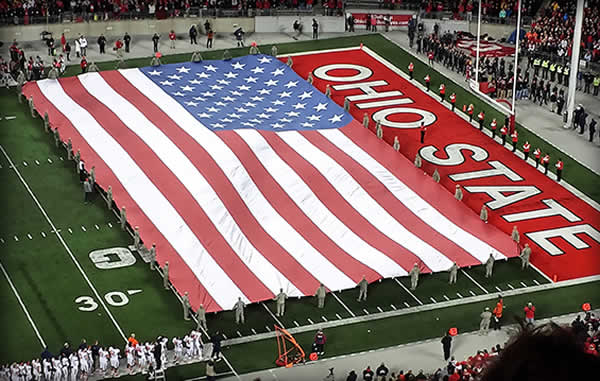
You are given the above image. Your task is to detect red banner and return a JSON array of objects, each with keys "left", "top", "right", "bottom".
[
  {"left": 290, "top": 47, "right": 600, "bottom": 281},
  {"left": 456, "top": 38, "right": 516, "bottom": 58},
  {"left": 351, "top": 13, "right": 412, "bottom": 28}
]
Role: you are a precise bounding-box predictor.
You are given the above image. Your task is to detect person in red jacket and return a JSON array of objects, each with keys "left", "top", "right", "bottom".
[
  {"left": 477, "top": 111, "right": 485, "bottom": 130},
  {"left": 500, "top": 124, "right": 508, "bottom": 145},
  {"left": 80, "top": 56, "right": 87, "bottom": 74},
  {"left": 490, "top": 118, "right": 497, "bottom": 138},
  {"left": 439, "top": 83, "right": 446, "bottom": 102},
  {"left": 314, "top": 330, "right": 326, "bottom": 355},
  {"left": 524, "top": 302, "right": 536, "bottom": 325},
  {"left": 428, "top": 51, "right": 434, "bottom": 66},
  {"left": 114, "top": 39, "right": 123, "bottom": 54},
  {"left": 449, "top": 93, "right": 456, "bottom": 111},
  {"left": 533, "top": 148, "right": 541, "bottom": 168},
  {"left": 169, "top": 30, "right": 176, "bottom": 49},
  {"left": 511, "top": 130, "right": 518, "bottom": 152},
  {"left": 60, "top": 32, "right": 66, "bottom": 52},
  {"left": 408, "top": 62, "right": 414, "bottom": 80},
  {"left": 424, "top": 74, "right": 431, "bottom": 91},
  {"left": 542, "top": 154, "right": 550, "bottom": 175},
  {"left": 522, "top": 141, "right": 531, "bottom": 160},
  {"left": 555, "top": 158, "right": 564, "bottom": 181}
]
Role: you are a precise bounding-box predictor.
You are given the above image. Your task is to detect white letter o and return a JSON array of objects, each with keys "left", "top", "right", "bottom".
[{"left": 313, "top": 64, "right": 373, "bottom": 82}]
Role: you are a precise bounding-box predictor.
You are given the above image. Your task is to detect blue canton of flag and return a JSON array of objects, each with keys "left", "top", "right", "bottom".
[{"left": 140, "top": 54, "right": 352, "bottom": 132}]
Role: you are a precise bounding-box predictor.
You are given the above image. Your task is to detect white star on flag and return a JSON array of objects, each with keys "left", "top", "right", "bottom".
[
  {"left": 211, "top": 122, "right": 225, "bottom": 128},
  {"left": 271, "top": 68, "right": 285, "bottom": 77},
  {"left": 251, "top": 67, "right": 265, "bottom": 74},
  {"left": 279, "top": 91, "right": 292, "bottom": 98},
  {"left": 314, "top": 103, "right": 328, "bottom": 112},
  {"left": 185, "top": 101, "right": 198, "bottom": 107},
  {"left": 231, "top": 62, "right": 246, "bottom": 70},
  {"left": 148, "top": 70, "right": 162, "bottom": 76},
  {"left": 216, "top": 79, "right": 231, "bottom": 85},
  {"left": 245, "top": 102, "right": 257, "bottom": 107},
  {"left": 279, "top": 118, "right": 292, "bottom": 123},
  {"left": 241, "top": 122, "right": 255, "bottom": 127},
  {"left": 271, "top": 122, "right": 285, "bottom": 128},
  {"left": 265, "top": 79, "right": 279, "bottom": 87},
  {"left": 229, "top": 90, "right": 243, "bottom": 96},
  {"left": 237, "top": 85, "right": 251, "bottom": 91},
  {"left": 222, "top": 96, "right": 236, "bottom": 102},
  {"left": 210, "top": 84, "right": 224, "bottom": 90},
  {"left": 193, "top": 96, "right": 206, "bottom": 101},
  {"left": 221, "top": 118, "right": 234, "bottom": 123},
  {"left": 206, "top": 106, "right": 220, "bottom": 113},
  {"left": 298, "top": 91, "right": 313, "bottom": 100},
  {"left": 214, "top": 101, "right": 226, "bottom": 107},
  {"left": 160, "top": 80, "right": 174, "bottom": 86},
  {"left": 224, "top": 72, "right": 238, "bottom": 79},
  {"left": 292, "top": 103, "right": 306, "bottom": 110},
  {"left": 196, "top": 72, "right": 210, "bottom": 78},
  {"left": 189, "top": 79, "right": 202, "bottom": 84},
  {"left": 272, "top": 100, "right": 285, "bottom": 106},
  {"left": 250, "top": 96, "right": 264, "bottom": 102},
  {"left": 301, "top": 122, "right": 315, "bottom": 127},
  {"left": 173, "top": 91, "right": 185, "bottom": 97},
  {"left": 257, "top": 89, "right": 271, "bottom": 95},
  {"left": 285, "top": 111, "right": 300, "bottom": 117},
  {"left": 204, "top": 65, "right": 217, "bottom": 72},
  {"left": 284, "top": 81, "right": 298, "bottom": 88},
  {"left": 181, "top": 85, "right": 194, "bottom": 92},
  {"left": 307, "top": 114, "right": 321, "bottom": 121},
  {"left": 258, "top": 57, "right": 272, "bottom": 64},
  {"left": 264, "top": 107, "right": 278, "bottom": 113},
  {"left": 176, "top": 67, "right": 191, "bottom": 74},
  {"left": 249, "top": 118, "right": 262, "bottom": 124},
  {"left": 168, "top": 74, "right": 182, "bottom": 80},
  {"left": 202, "top": 91, "right": 215, "bottom": 97},
  {"left": 228, "top": 113, "right": 241, "bottom": 119},
  {"left": 257, "top": 113, "right": 270, "bottom": 119},
  {"left": 197, "top": 112, "right": 211, "bottom": 118},
  {"left": 245, "top": 76, "right": 258, "bottom": 83},
  {"left": 328, "top": 114, "right": 343, "bottom": 123},
  {"left": 236, "top": 107, "right": 249, "bottom": 113}
]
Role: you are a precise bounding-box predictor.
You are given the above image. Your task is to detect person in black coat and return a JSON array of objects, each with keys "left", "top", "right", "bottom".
[
  {"left": 441, "top": 332, "right": 452, "bottom": 360},
  {"left": 189, "top": 25, "right": 198, "bottom": 44},
  {"left": 124, "top": 32, "right": 131, "bottom": 52},
  {"left": 346, "top": 370, "right": 357, "bottom": 381},
  {"left": 97, "top": 34, "right": 106, "bottom": 54},
  {"left": 152, "top": 33, "right": 160, "bottom": 53},
  {"left": 589, "top": 119, "right": 597, "bottom": 142},
  {"left": 153, "top": 338, "right": 162, "bottom": 369},
  {"left": 210, "top": 332, "right": 222, "bottom": 360}
]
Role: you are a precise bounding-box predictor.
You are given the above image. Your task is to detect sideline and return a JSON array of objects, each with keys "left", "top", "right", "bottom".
[
  {"left": 0, "top": 144, "right": 128, "bottom": 342},
  {"left": 0, "top": 261, "right": 47, "bottom": 348}
]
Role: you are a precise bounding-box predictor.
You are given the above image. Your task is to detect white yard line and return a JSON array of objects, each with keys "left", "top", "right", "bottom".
[
  {"left": 460, "top": 269, "right": 489, "bottom": 294},
  {"left": 393, "top": 278, "right": 424, "bottom": 306},
  {"left": 0, "top": 144, "right": 128, "bottom": 342},
  {"left": 260, "top": 302, "right": 285, "bottom": 328},
  {"left": 0, "top": 261, "right": 47, "bottom": 348},
  {"left": 330, "top": 291, "right": 356, "bottom": 317}
]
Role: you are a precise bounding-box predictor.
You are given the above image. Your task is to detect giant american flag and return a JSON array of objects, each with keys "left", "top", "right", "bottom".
[{"left": 23, "top": 54, "right": 516, "bottom": 312}]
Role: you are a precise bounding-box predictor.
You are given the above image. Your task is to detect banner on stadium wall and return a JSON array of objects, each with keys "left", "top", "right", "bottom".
[
  {"left": 456, "top": 38, "right": 516, "bottom": 58},
  {"left": 290, "top": 47, "right": 600, "bottom": 281},
  {"left": 351, "top": 13, "right": 412, "bottom": 28}
]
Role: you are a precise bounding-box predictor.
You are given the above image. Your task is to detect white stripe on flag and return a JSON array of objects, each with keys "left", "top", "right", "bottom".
[
  {"left": 278, "top": 131, "right": 454, "bottom": 272},
  {"left": 78, "top": 72, "right": 303, "bottom": 298},
  {"left": 319, "top": 129, "right": 508, "bottom": 262},
  {"left": 37, "top": 78, "right": 244, "bottom": 309},
  {"left": 235, "top": 129, "right": 408, "bottom": 277},
  {"left": 120, "top": 68, "right": 356, "bottom": 291}
]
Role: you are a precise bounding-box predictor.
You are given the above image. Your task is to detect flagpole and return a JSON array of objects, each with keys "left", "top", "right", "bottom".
[
  {"left": 474, "top": 0, "right": 482, "bottom": 84},
  {"left": 510, "top": 0, "right": 522, "bottom": 117}
]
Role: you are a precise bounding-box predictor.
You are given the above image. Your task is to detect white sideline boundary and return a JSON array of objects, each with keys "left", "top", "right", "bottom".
[
  {"left": 0, "top": 144, "right": 128, "bottom": 342},
  {"left": 0, "top": 261, "right": 47, "bottom": 348}
]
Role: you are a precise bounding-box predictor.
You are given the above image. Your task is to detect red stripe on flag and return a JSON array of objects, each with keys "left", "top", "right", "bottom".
[
  {"left": 58, "top": 76, "right": 272, "bottom": 302},
  {"left": 103, "top": 71, "right": 319, "bottom": 296},
  {"left": 302, "top": 122, "right": 481, "bottom": 266},
  {"left": 22, "top": 82, "right": 221, "bottom": 312},
  {"left": 217, "top": 131, "right": 381, "bottom": 283},
  {"left": 340, "top": 123, "right": 517, "bottom": 258},
  {"left": 258, "top": 130, "right": 431, "bottom": 273}
]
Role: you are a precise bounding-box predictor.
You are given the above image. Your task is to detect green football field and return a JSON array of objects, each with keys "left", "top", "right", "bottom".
[{"left": 1, "top": 34, "right": 599, "bottom": 379}]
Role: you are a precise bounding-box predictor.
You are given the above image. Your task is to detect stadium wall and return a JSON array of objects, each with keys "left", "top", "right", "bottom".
[{"left": 254, "top": 15, "right": 345, "bottom": 33}]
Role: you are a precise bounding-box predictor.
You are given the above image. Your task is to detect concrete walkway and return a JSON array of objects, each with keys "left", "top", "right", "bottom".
[
  {"left": 220, "top": 310, "right": 596, "bottom": 381},
  {"left": 383, "top": 31, "right": 600, "bottom": 175}
]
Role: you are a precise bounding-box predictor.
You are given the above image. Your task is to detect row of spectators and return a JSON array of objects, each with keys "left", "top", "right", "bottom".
[
  {"left": 420, "top": 0, "right": 539, "bottom": 20},
  {"left": 0, "top": 0, "right": 337, "bottom": 24},
  {"left": 525, "top": 0, "right": 600, "bottom": 63},
  {"left": 348, "top": 311, "right": 599, "bottom": 381}
]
